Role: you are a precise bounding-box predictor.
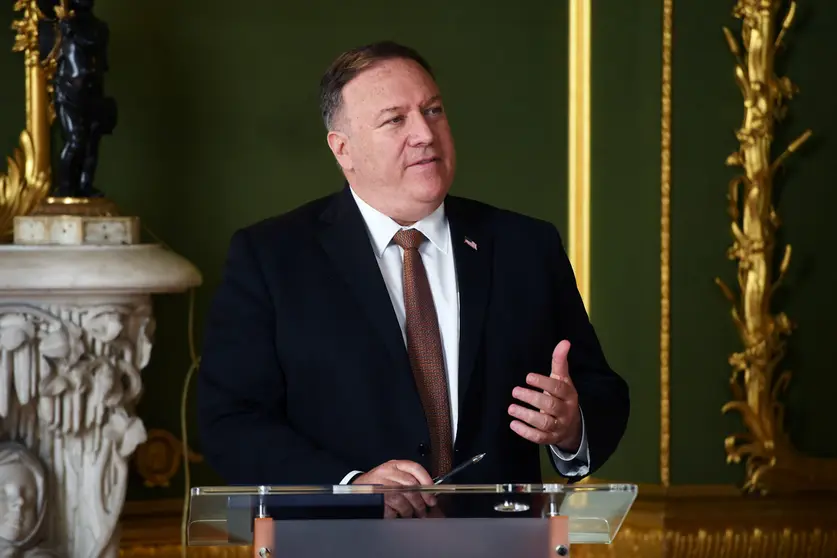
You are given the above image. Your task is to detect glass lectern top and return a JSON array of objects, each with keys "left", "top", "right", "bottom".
[{"left": 187, "top": 483, "right": 637, "bottom": 549}]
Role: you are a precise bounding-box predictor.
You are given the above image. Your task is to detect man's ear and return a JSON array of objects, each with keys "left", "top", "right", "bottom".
[{"left": 326, "top": 130, "right": 353, "bottom": 172}]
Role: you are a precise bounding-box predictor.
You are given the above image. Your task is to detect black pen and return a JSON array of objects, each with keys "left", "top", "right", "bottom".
[{"left": 432, "top": 453, "right": 486, "bottom": 485}]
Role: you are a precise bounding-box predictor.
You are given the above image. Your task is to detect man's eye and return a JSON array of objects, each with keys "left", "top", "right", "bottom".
[
  {"left": 388, "top": 116, "right": 404, "bottom": 124},
  {"left": 425, "top": 106, "right": 443, "bottom": 115}
]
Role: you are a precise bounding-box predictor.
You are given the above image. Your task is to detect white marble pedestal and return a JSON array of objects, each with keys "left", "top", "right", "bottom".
[{"left": 0, "top": 243, "right": 201, "bottom": 557}]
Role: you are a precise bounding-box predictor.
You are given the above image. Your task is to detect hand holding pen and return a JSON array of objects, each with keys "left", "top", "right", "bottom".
[
  {"left": 433, "top": 452, "right": 486, "bottom": 485},
  {"left": 351, "top": 453, "right": 486, "bottom": 518}
]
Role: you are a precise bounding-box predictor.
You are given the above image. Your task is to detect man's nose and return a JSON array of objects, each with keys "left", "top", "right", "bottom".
[{"left": 407, "top": 113, "right": 434, "bottom": 145}]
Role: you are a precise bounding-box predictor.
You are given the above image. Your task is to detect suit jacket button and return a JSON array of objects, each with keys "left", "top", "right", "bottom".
[{"left": 417, "top": 443, "right": 429, "bottom": 456}]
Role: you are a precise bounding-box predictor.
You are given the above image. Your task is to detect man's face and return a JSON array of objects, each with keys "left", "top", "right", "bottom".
[{"left": 328, "top": 57, "right": 456, "bottom": 224}]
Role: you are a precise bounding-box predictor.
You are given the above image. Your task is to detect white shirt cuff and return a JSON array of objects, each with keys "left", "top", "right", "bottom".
[
  {"left": 340, "top": 470, "right": 363, "bottom": 485},
  {"left": 549, "top": 406, "right": 590, "bottom": 477}
]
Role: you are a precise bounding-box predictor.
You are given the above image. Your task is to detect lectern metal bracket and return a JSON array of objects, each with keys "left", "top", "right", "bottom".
[
  {"left": 253, "top": 489, "right": 274, "bottom": 558},
  {"left": 549, "top": 515, "right": 570, "bottom": 556}
]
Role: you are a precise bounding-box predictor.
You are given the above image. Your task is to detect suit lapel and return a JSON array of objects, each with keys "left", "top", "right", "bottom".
[
  {"left": 317, "top": 190, "right": 493, "bottom": 445},
  {"left": 317, "top": 188, "right": 421, "bottom": 417},
  {"left": 447, "top": 198, "right": 492, "bottom": 416}
]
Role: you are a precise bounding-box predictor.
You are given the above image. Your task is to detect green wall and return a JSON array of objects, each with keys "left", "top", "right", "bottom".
[
  {"left": 589, "top": 0, "right": 837, "bottom": 487},
  {"left": 777, "top": 4, "right": 837, "bottom": 461},
  {"left": 4, "top": 0, "right": 833, "bottom": 499},
  {"left": 669, "top": 0, "right": 745, "bottom": 487},
  {"left": 588, "top": 0, "right": 662, "bottom": 485}
]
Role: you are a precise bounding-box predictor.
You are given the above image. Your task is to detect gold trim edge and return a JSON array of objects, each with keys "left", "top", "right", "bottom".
[{"left": 659, "top": 0, "right": 673, "bottom": 488}]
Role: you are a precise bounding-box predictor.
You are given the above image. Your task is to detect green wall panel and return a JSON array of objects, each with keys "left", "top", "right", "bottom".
[
  {"left": 669, "top": 0, "right": 744, "bottom": 486},
  {"left": 588, "top": 0, "right": 662, "bottom": 485},
  {"left": 776, "top": 3, "right": 837, "bottom": 461}
]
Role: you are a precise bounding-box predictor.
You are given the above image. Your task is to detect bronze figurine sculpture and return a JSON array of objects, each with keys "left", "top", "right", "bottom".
[{"left": 53, "top": 0, "right": 116, "bottom": 198}]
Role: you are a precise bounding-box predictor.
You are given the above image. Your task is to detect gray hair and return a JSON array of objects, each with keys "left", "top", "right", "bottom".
[{"left": 319, "top": 41, "right": 435, "bottom": 131}]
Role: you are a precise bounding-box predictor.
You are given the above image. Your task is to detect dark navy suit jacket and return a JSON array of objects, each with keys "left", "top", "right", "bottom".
[{"left": 197, "top": 186, "right": 629, "bottom": 486}]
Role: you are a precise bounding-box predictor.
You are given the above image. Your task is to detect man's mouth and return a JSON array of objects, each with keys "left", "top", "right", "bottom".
[{"left": 408, "top": 156, "right": 440, "bottom": 167}]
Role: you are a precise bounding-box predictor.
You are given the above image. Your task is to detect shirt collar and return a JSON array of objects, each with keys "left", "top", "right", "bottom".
[{"left": 350, "top": 187, "right": 449, "bottom": 258}]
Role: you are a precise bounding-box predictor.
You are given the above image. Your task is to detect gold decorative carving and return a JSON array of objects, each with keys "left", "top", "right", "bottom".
[
  {"left": 577, "top": 528, "right": 837, "bottom": 558},
  {"left": 659, "top": 0, "right": 673, "bottom": 489},
  {"left": 118, "top": 528, "right": 837, "bottom": 558},
  {"left": 134, "top": 428, "right": 203, "bottom": 488},
  {"left": 119, "top": 527, "right": 837, "bottom": 558},
  {"left": 572, "top": 527, "right": 837, "bottom": 558},
  {"left": 717, "top": 1, "right": 837, "bottom": 494},
  {"left": 1, "top": 1, "right": 64, "bottom": 241},
  {"left": 33, "top": 195, "right": 121, "bottom": 217}
]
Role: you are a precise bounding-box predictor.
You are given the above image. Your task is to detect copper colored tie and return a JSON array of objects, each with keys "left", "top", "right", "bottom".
[{"left": 392, "top": 229, "right": 453, "bottom": 477}]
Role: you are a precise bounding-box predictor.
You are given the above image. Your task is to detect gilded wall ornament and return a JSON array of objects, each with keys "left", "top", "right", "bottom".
[{"left": 717, "top": 0, "right": 837, "bottom": 494}]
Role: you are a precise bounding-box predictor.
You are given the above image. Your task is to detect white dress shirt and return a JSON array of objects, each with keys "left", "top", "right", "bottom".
[{"left": 341, "top": 188, "right": 589, "bottom": 484}]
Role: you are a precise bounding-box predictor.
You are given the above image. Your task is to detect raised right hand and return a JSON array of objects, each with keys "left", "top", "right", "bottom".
[{"left": 352, "top": 460, "right": 437, "bottom": 519}]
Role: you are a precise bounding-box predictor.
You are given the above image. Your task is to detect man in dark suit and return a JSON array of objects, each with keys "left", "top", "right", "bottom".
[{"left": 197, "top": 41, "right": 629, "bottom": 519}]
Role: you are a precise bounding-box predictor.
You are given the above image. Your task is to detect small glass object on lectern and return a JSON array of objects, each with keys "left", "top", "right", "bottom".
[{"left": 187, "top": 483, "right": 637, "bottom": 557}]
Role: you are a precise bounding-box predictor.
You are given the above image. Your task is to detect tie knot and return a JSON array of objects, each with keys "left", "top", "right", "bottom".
[{"left": 392, "top": 228, "right": 426, "bottom": 250}]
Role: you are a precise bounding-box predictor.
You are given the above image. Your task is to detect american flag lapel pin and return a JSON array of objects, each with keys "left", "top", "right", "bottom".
[{"left": 464, "top": 237, "right": 478, "bottom": 251}]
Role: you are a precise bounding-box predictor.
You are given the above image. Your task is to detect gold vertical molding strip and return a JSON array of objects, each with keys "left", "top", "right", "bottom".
[
  {"left": 660, "top": 0, "right": 673, "bottom": 488},
  {"left": 568, "top": 0, "right": 591, "bottom": 313}
]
